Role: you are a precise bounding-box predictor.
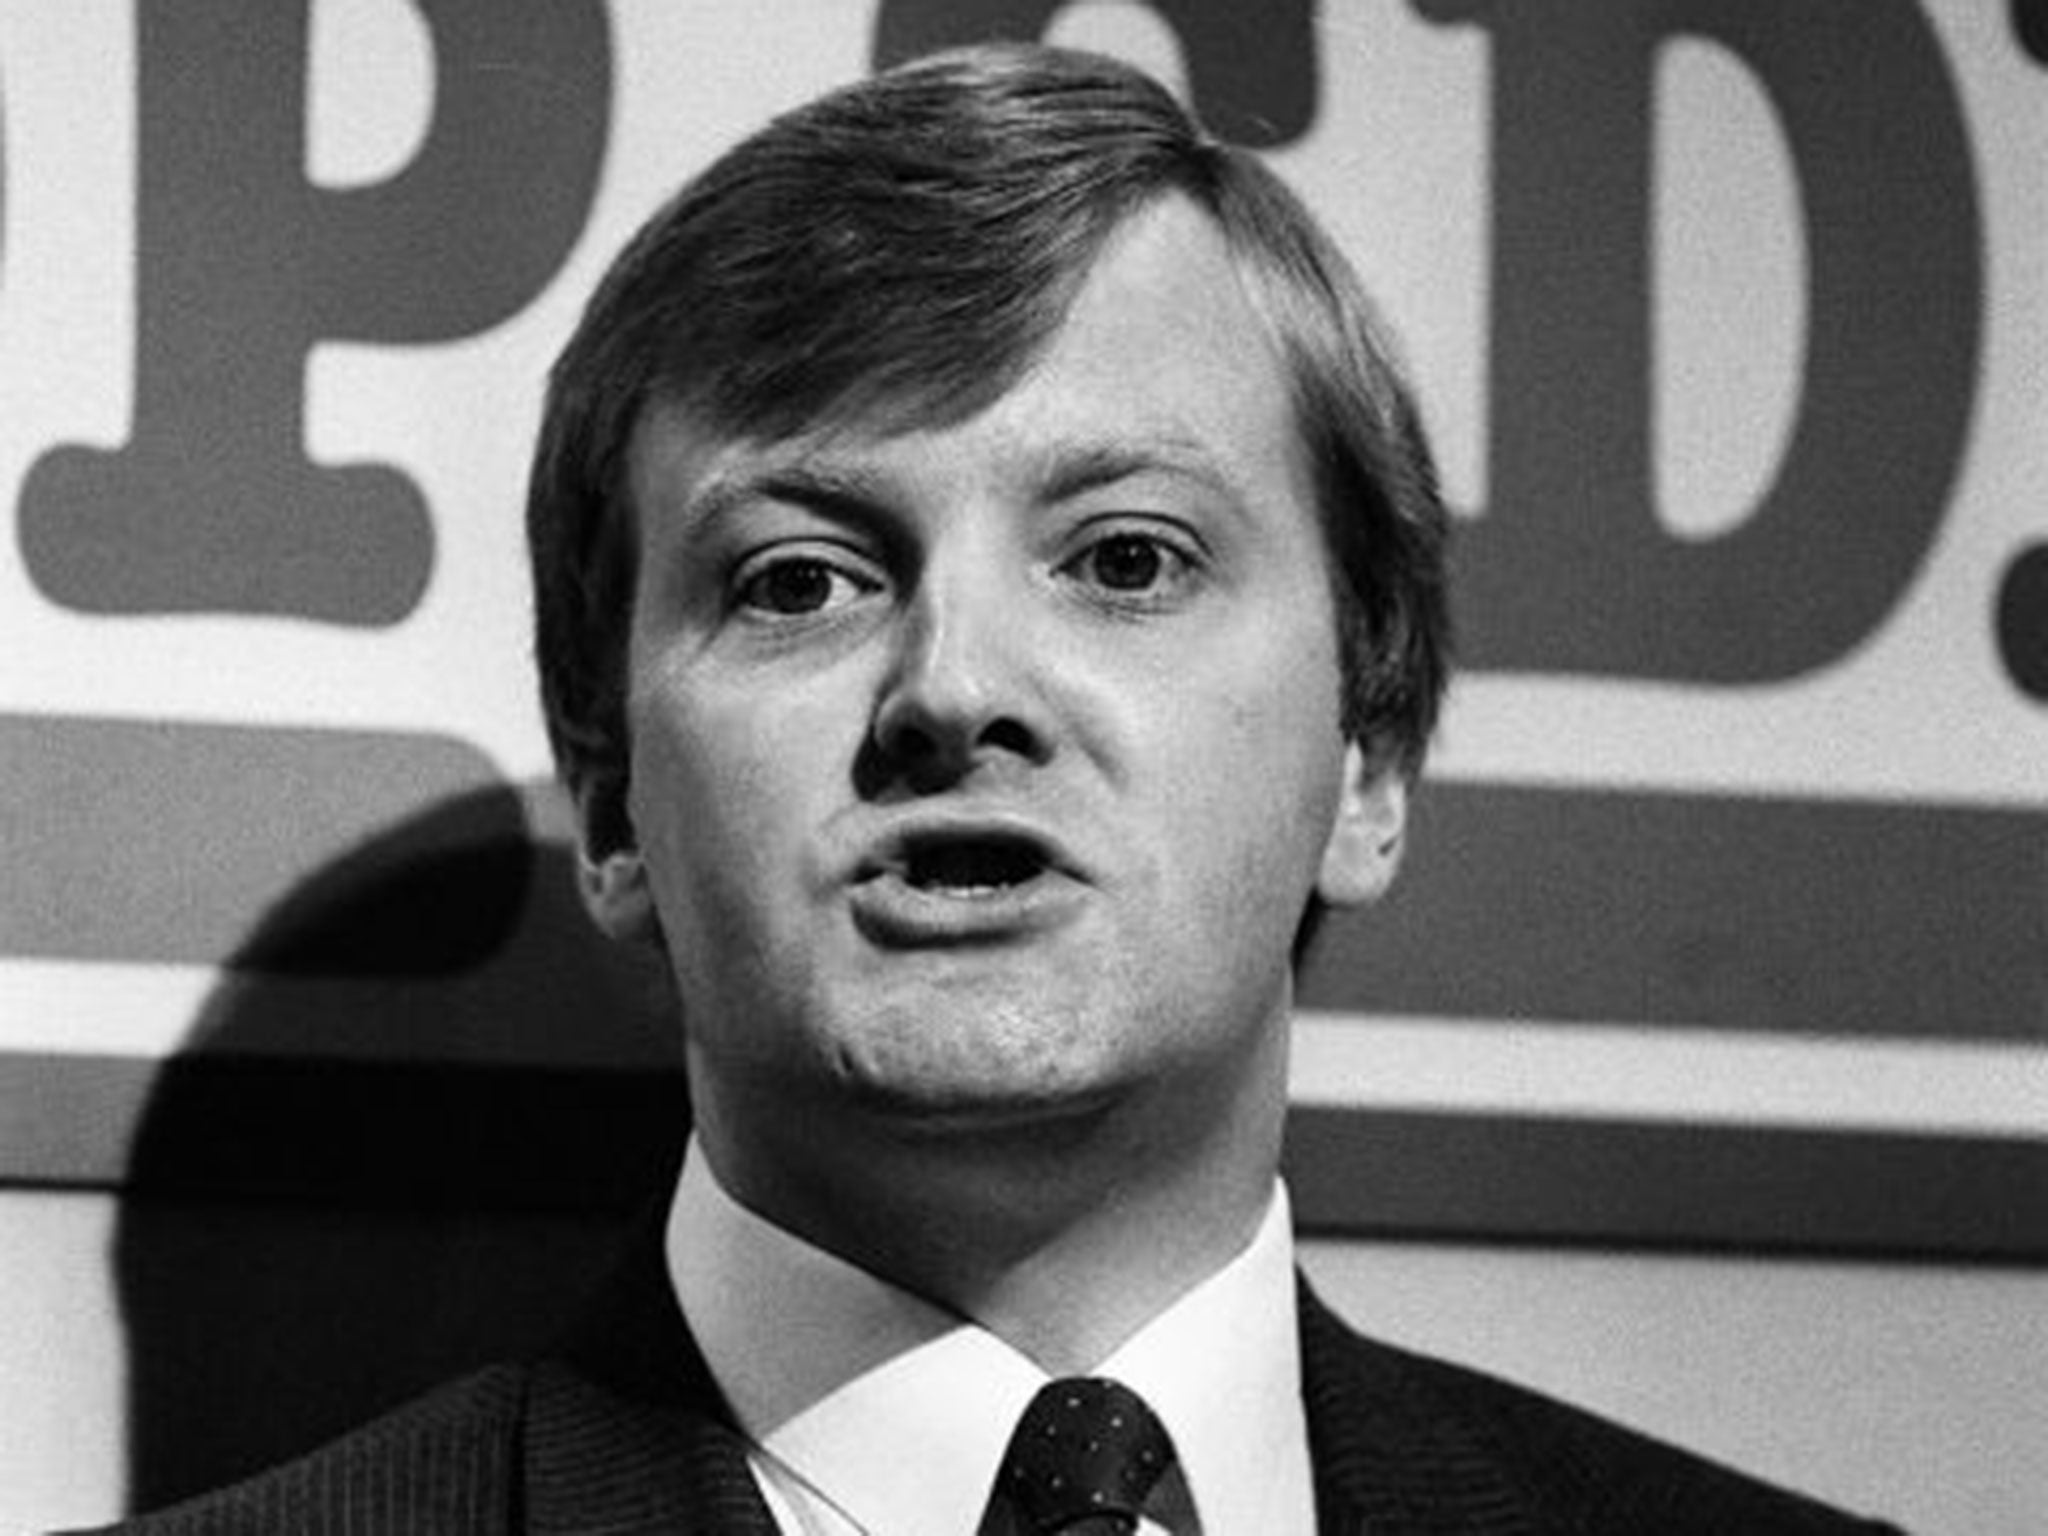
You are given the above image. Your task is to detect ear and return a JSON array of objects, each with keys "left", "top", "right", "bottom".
[
  {"left": 572, "top": 771, "right": 660, "bottom": 944},
  {"left": 1315, "top": 740, "right": 1408, "bottom": 908}
]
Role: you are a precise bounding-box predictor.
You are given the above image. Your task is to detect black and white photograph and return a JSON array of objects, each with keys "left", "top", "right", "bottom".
[{"left": 2, "top": 4, "right": 2042, "bottom": 1531}]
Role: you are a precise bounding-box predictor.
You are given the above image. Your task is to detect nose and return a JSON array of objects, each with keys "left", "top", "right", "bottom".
[{"left": 865, "top": 564, "right": 1051, "bottom": 791}]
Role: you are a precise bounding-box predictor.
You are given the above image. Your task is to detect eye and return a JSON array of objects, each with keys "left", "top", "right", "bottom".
[
  {"left": 1063, "top": 527, "right": 1201, "bottom": 602},
  {"left": 733, "top": 553, "right": 878, "bottom": 617},
  {"left": 1084, "top": 534, "right": 1166, "bottom": 590}
]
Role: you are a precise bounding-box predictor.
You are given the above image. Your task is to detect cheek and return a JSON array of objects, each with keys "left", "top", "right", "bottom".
[
  {"left": 1166, "top": 616, "right": 1345, "bottom": 788},
  {"left": 627, "top": 692, "right": 771, "bottom": 902},
  {"left": 1168, "top": 651, "right": 1348, "bottom": 891},
  {"left": 625, "top": 679, "right": 855, "bottom": 920}
]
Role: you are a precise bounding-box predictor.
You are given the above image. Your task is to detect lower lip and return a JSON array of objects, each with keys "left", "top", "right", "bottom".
[{"left": 847, "top": 870, "right": 1087, "bottom": 946}]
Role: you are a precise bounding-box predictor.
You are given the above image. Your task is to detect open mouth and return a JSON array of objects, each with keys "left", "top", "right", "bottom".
[
  {"left": 850, "top": 823, "right": 1081, "bottom": 942},
  {"left": 897, "top": 832, "right": 1051, "bottom": 895}
]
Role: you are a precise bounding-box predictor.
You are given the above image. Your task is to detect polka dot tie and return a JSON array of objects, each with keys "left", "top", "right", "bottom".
[{"left": 986, "top": 1376, "right": 1179, "bottom": 1534}]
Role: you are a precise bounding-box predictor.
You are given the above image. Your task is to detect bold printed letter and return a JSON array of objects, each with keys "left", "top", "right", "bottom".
[
  {"left": 872, "top": 0, "right": 1315, "bottom": 147},
  {"left": 1425, "top": 0, "right": 1981, "bottom": 681},
  {"left": 17, "top": 0, "right": 610, "bottom": 626}
]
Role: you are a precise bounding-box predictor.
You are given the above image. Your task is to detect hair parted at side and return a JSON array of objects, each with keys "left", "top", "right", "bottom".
[{"left": 528, "top": 42, "right": 1450, "bottom": 839}]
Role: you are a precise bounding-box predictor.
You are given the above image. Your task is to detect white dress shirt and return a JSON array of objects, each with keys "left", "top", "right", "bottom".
[{"left": 666, "top": 1140, "right": 1317, "bottom": 1535}]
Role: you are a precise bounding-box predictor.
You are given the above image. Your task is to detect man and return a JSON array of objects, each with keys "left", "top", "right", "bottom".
[{"left": 92, "top": 43, "right": 1898, "bottom": 1535}]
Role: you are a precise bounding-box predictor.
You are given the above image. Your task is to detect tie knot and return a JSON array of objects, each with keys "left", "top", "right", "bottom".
[{"left": 993, "top": 1377, "right": 1178, "bottom": 1533}]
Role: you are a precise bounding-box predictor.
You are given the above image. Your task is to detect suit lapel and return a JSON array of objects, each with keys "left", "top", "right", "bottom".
[
  {"left": 521, "top": 1216, "right": 781, "bottom": 1535},
  {"left": 1298, "top": 1277, "right": 1542, "bottom": 1536}
]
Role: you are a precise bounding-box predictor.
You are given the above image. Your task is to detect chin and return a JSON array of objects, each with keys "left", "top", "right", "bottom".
[{"left": 818, "top": 1006, "right": 1133, "bottom": 1132}]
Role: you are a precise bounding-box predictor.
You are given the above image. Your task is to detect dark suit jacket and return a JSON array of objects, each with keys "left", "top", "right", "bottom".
[{"left": 81, "top": 1236, "right": 1902, "bottom": 1535}]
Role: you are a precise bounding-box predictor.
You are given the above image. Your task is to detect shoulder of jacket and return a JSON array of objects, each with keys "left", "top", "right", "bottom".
[
  {"left": 60, "top": 1363, "right": 533, "bottom": 1536},
  {"left": 1300, "top": 1285, "right": 1902, "bottom": 1534}
]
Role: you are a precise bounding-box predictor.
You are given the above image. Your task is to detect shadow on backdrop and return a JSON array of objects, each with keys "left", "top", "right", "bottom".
[{"left": 110, "top": 782, "right": 686, "bottom": 1512}]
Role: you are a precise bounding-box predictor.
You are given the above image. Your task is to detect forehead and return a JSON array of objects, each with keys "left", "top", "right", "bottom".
[{"left": 627, "top": 196, "right": 1313, "bottom": 538}]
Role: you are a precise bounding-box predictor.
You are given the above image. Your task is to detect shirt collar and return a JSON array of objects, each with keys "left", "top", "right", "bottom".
[{"left": 667, "top": 1139, "right": 1313, "bottom": 1536}]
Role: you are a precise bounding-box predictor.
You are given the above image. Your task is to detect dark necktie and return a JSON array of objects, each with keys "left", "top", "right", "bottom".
[{"left": 981, "top": 1376, "right": 1180, "bottom": 1535}]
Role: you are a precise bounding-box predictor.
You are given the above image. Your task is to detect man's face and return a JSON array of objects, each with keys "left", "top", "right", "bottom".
[{"left": 603, "top": 196, "right": 1399, "bottom": 1149}]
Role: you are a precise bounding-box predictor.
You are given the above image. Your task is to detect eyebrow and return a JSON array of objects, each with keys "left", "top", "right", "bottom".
[
  {"left": 679, "top": 431, "right": 1245, "bottom": 536},
  {"left": 680, "top": 461, "right": 896, "bottom": 539},
  {"left": 1031, "top": 436, "right": 1242, "bottom": 506}
]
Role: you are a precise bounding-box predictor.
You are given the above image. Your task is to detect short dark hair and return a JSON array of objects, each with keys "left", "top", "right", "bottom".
[{"left": 528, "top": 43, "right": 1450, "bottom": 839}]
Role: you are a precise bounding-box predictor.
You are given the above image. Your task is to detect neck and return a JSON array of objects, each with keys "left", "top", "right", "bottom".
[{"left": 691, "top": 1033, "right": 1288, "bottom": 1373}]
